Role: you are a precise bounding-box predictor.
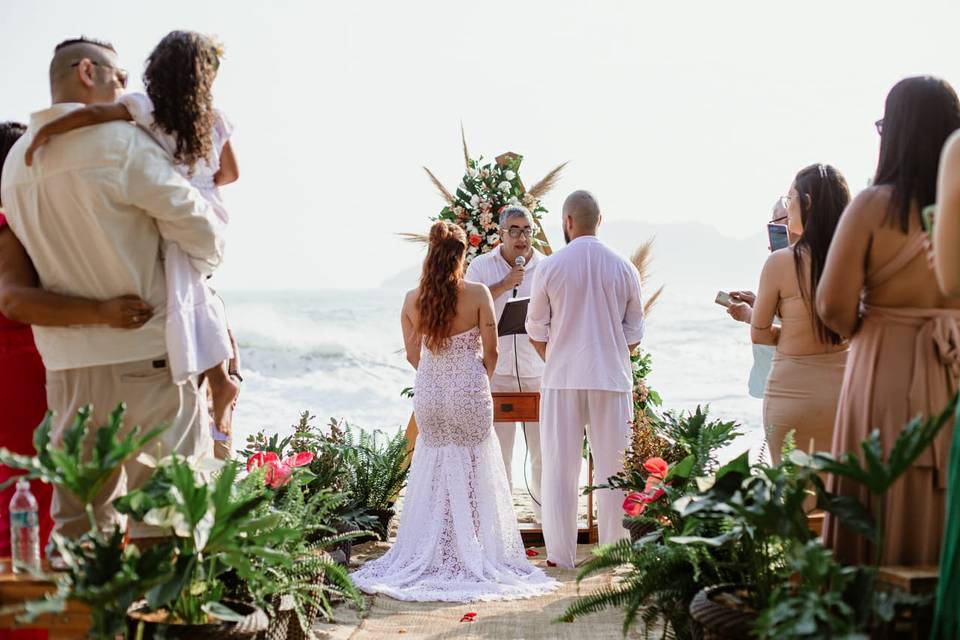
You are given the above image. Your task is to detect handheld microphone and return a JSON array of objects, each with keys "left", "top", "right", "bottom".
[{"left": 512, "top": 255, "right": 526, "bottom": 298}]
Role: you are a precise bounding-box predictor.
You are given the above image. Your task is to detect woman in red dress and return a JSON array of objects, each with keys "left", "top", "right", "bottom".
[
  {"left": 0, "top": 123, "right": 53, "bottom": 561},
  {"left": 0, "top": 122, "right": 52, "bottom": 640}
]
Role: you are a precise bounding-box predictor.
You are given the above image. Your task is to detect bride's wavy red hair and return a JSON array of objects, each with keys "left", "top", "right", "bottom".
[{"left": 417, "top": 221, "right": 467, "bottom": 353}]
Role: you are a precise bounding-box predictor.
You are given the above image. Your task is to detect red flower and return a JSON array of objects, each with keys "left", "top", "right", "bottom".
[
  {"left": 246, "top": 451, "right": 279, "bottom": 473},
  {"left": 283, "top": 451, "right": 315, "bottom": 468},
  {"left": 643, "top": 457, "right": 669, "bottom": 481},
  {"left": 247, "top": 450, "right": 315, "bottom": 489},
  {"left": 623, "top": 492, "right": 645, "bottom": 517},
  {"left": 469, "top": 234, "right": 482, "bottom": 247}
]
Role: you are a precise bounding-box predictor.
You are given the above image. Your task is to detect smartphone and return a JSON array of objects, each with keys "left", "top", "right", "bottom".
[
  {"left": 767, "top": 223, "right": 790, "bottom": 251},
  {"left": 715, "top": 291, "right": 734, "bottom": 308}
]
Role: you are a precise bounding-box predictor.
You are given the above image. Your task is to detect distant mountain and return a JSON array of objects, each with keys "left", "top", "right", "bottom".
[{"left": 380, "top": 221, "right": 770, "bottom": 292}]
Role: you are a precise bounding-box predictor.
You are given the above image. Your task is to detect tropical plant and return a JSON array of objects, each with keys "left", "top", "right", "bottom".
[
  {"left": 114, "top": 455, "right": 301, "bottom": 627},
  {"left": 339, "top": 424, "right": 410, "bottom": 539},
  {"left": 225, "top": 464, "right": 365, "bottom": 630},
  {"left": 568, "top": 408, "right": 744, "bottom": 638},
  {"left": 0, "top": 404, "right": 169, "bottom": 639}
]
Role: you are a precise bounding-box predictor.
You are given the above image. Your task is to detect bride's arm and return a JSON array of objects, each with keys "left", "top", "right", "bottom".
[
  {"left": 477, "top": 285, "right": 498, "bottom": 379},
  {"left": 401, "top": 290, "right": 421, "bottom": 369}
]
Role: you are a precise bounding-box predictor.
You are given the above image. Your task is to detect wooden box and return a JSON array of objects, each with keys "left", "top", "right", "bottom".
[{"left": 492, "top": 392, "right": 540, "bottom": 422}]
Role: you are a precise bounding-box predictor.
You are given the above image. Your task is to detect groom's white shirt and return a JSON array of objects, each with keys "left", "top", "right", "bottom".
[
  {"left": 1, "top": 103, "right": 225, "bottom": 371},
  {"left": 526, "top": 235, "right": 645, "bottom": 391}
]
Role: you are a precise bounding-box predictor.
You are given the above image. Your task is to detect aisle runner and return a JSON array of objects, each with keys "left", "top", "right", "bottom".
[{"left": 343, "top": 546, "right": 646, "bottom": 640}]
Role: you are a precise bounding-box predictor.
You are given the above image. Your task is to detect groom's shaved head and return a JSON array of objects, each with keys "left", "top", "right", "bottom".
[{"left": 563, "top": 190, "right": 601, "bottom": 232}]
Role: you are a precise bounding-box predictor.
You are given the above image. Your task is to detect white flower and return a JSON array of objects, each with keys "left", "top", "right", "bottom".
[
  {"left": 509, "top": 196, "right": 520, "bottom": 206},
  {"left": 466, "top": 222, "right": 477, "bottom": 234},
  {"left": 470, "top": 194, "right": 480, "bottom": 207},
  {"left": 486, "top": 233, "right": 498, "bottom": 244},
  {"left": 467, "top": 167, "right": 479, "bottom": 179},
  {"left": 458, "top": 182, "right": 468, "bottom": 193},
  {"left": 504, "top": 170, "right": 516, "bottom": 181},
  {"left": 498, "top": 181, "right": 511, "bottom": 192},
  {"left": 469, "top": 246, "right": 478, "bottom": 255}
]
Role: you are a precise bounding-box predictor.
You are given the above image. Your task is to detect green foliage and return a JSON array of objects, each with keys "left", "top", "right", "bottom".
[
  {"left": 559, "top": 537, "right": 721, "bottom": 639},
  {"left": 658, "top": 406, "right": 741, "bottom": 479},
  {"left": 755, "top": 541, "right": 862, "bottom": 639},
  {"left": 115, "top": 457, "right": 300, "bottom": 625},
  {"left": 0, "top": 404, "right": 164, "bottom": 510},
  {"left": 339, "top": 424, "right": 410, "bottom": 539}
]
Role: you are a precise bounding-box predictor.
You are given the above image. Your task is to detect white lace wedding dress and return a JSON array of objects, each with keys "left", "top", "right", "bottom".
[{"left": 351, "top": 327, "right": 558, "bottom": 602}]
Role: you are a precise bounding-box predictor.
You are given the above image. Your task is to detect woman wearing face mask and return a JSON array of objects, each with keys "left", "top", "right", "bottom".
[{"left": 751, "top": 164, "right": 851, "bottom": 464}]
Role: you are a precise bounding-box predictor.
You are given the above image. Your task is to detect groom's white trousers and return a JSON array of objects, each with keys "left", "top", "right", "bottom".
[{"left": 540, "top": 388, "right": 632, "bottom": 568}]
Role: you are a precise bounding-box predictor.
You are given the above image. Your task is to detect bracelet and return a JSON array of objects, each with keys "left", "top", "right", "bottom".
[{"left": 228, "top": 370, "right": 244, "bottom": 383}]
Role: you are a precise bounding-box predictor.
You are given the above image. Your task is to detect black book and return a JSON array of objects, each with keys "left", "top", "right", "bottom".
[{"left": 497, "top": 297, "right": 530, "bottom": 336}]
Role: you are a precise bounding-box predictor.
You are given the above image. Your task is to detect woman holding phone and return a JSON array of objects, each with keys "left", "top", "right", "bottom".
[
  {"left": 751, "top": 163, "right": 850, "bottom": 464},
  {"left": 818, "top": 76, "right": 960, "bottom": 567}
]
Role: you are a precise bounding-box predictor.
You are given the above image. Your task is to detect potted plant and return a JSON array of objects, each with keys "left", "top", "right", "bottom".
[
  {"left": 0, "top": 404, "right": 172, "bottom": 639},
  {"left": 113, "top": 454, "right": 302, "bottom": 639},
  {"left": 239, "top": 449, "right": 366, "bottom": 640}
]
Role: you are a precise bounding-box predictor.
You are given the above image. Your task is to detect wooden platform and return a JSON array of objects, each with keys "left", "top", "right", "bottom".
[{"left": 0, "top": 561, "right": 90, "bottom": 637}]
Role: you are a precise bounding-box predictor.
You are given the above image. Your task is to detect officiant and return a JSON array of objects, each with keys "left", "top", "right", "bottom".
[{"left": 465, "top": 205, "right": 544, "bottom": 519}]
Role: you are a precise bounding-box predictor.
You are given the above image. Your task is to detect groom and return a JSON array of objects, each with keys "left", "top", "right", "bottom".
[{"left": 526, "top": 190, "right": 645, "bottom": 568}]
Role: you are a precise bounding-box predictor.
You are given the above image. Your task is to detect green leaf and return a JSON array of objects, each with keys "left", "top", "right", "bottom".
[
  {"left": 202, "top": 601, "right": 246, "bottom": 622},
  {"left": 664, "top": 454, "right": 695, "bottom": 482}
]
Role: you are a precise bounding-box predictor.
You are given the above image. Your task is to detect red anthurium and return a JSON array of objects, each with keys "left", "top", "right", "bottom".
[
  {"left": 246, "top": 451, "right": 279, "bottom": 473},
  {"left": 641, "top": 486, "right": 666, "bottom": 503},
  {"left": 623, "top": 492, "right": 645, "bottom": 517},
  {"left": 282, "top": 451, "right": 315, "bottom": 468},
  {"left": 643, "top": 457, "right": 669, "bottom": 481}
]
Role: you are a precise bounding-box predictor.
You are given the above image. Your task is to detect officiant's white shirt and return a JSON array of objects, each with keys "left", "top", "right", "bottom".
[
  {"left": 526, "top": 235, "right": 644, "bottom": 392},
  {"left": 1, "top": 104, "right": 225, "bottom": 371},
  {"left": 465, "top": 245, "right": 545, "bottom": 378}
]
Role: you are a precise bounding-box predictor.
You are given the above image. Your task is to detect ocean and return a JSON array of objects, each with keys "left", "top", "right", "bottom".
[{"left": 222, "top": 282, "right": 768, "bottom": 477}]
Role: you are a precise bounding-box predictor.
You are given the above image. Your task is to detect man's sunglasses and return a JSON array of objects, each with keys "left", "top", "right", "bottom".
[{"left": 71, "top": 60, "right": 128, "bottom": 89}]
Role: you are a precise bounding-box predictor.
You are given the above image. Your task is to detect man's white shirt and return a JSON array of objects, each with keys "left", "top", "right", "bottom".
[
  {"left": 526, "top": 235, "right": 644, "bottom": 392},
  {"left": 464, "top": 245, "right": 545, "bottom": 379},
  {"left": 0, "top": 103, "right": 225, "bottom": 371}
]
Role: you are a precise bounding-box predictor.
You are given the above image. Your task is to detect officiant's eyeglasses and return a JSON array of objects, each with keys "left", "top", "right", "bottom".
[
  {"left": 71, "top": 60, "right": 128, "bottom": 89},
  {"left": 504, "top": 227, "right": 534, "bottom": 238}
]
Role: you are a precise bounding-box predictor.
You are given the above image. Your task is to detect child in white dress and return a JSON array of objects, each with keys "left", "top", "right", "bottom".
[{"left": 26, "top": 31, "right": 239, "bottom": 437}]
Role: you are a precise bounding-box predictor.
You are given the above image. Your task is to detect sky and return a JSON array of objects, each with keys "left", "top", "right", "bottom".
[{"left": 3, "top": 0, "right": 959, "bottom": 289}]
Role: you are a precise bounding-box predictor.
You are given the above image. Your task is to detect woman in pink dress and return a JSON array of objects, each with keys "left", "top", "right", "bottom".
[{"left": 817, "top": 76, "right": 960, "bottom": 566}]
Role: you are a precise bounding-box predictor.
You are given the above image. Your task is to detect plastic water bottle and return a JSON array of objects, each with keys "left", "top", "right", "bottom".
[{"left": 10, "top": 479, "right": 40, "bottom": 573}]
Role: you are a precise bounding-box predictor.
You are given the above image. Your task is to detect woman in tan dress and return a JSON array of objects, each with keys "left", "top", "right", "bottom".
[
  {"left": 817, "top": 76, "right": 960, "bottom": 566},
  {"left": 752, "top": 164, "right": 850, "bottom": 463}
]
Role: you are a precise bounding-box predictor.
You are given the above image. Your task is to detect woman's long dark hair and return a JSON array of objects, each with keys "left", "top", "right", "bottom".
[
  {"left": 143, "top": 31, "right": 220, "bottom": 174},
  {"left": 417, "top": 221, "right": 467, "bottom": 353},
  {"left": 792, "top": 163, "right": 851, "bottom": 345},
  {"left": 875, "top": 76, "right": 960, "bottom": 231}
]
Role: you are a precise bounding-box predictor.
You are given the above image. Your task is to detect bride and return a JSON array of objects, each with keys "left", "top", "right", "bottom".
[{"left": 351, "top": 221, "right": 558, "bottom": 602}]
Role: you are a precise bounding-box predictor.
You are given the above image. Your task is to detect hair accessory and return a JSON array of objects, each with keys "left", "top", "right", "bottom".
[{"left": 818, "top": 164, "right": 828, "bottom": 179}]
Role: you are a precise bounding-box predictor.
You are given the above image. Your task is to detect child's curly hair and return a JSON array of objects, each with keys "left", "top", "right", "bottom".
[{"left": 143, "top": 31, "right": 221, "bottom": 174}]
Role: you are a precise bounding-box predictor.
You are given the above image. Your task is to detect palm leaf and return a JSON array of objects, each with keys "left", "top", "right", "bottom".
[
  {"left": 527, "top": 162, "right": 568, "bottom": 200},
  {"left": 423, "top": 167, "right": 454, "bottom": 204}
]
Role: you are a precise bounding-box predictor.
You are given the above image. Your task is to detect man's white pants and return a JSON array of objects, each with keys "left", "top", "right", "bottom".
[
  {"left": 491, "top": 374, "right": 542, "bottom": 521},
  {"left": 540, "top": 388, "right": 632, "bottom": 568}
]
